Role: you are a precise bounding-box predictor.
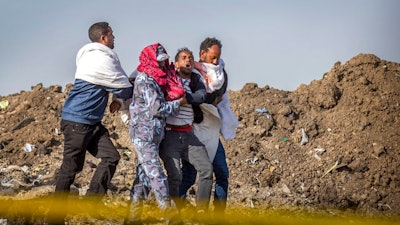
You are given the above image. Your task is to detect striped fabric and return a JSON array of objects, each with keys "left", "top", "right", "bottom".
[{"left": 166, "top": 77, "right": 194, "bottom": 126}]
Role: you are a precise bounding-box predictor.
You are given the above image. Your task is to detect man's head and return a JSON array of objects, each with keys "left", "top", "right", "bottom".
[
  {"left": 88, "top": 22, "right": 115, "bottom": 49},
  {"left": 199, "top": 37, "right": 222, "bottom": 65},
  {"left": 174, "top": 47, "right": 194, "bottom": 77}
]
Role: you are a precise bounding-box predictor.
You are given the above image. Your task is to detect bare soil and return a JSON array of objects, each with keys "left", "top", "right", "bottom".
[{"left": 0, "top": 53, "right": 399, "bottom": 221}]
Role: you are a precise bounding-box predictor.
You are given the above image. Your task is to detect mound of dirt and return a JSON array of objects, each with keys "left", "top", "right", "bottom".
[{"left": 0, "top": 53, "right": 399, "bottom": 217}]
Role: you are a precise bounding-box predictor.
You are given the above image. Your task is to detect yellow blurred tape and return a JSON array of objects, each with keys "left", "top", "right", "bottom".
[{"left": 0, "top": 195, "right": 399, "bottom": 224}]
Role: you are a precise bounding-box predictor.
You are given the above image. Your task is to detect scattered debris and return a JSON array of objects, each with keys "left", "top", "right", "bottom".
[
  {"left": 245, "top": 156, "right": 259, "bottom": 164},
  {"left": 314, "top": 148, "right": 326, "bottom": 152},
  {"left": 0, "top": 100, "right": 9, "bottom": 110},
  {"left": 313, "top": 153, "right": 321, "bottom": 161},
  {"left": 255, "top": 107, "right": 271, "bottom": 119},
  {"left": 255, "top": 108, "right": 267, "bottom": 114},
  {"left": 282, "top": 184, "right": 291, "bottom": 194},
  {"left": 322, "top": 161, "right": 339, "bottom": 178},
  {"left": 378, "top": 203, "right": 392, "bottom": 210},
  {"left": 300, "top": 128, "right": 309, "bottom": 145},
  {"left": 24, "top": 143, "right": 35, "bottom": 152},
  {"left": 269, "top": 166, "right": 275, "bottom": 173},
  {"left": 12, "top": 118, "right": 35, "bottom": 131}
]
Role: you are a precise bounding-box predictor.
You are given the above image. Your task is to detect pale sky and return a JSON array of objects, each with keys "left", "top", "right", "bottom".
[{"left": 1, "top": 0, "right": 399, "bottom": 96}]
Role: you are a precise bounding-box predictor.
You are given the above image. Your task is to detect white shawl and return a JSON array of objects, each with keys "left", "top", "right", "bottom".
[
  {"left": 193, "top": 94, "right": 239, "bottom": 161},
  {"left": 75, "top": 42, "right": 132, "bottom": 88},
  {"left": 193, "top": 58, "right": 225, "bottom": 93},
  {"left": 217, "top": 92, "right": 239, "bottom": 140},
  {"left": 193, "top": 104, "right": 221, "bottom": 161}
]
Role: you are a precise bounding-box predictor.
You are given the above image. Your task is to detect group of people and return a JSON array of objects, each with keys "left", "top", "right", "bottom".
[{"left": 50, "top": 21, "right": 238, "bottom": 224}]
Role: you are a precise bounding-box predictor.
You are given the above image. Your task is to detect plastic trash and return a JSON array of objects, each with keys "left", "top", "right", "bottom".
[
  {"left": 0, "top": 100, "right": 9, "bottom": 110},
  {"left": 245, "top": 156, "right": 258, "bottom": 164},
  {"left": 255, "top": 108, "right": 267, "bottom": 114},
  {"left": 255, "top": 107, "right": 271, "bottom": 119},
  {"left": 24, "top": 143, "right": 35, "bottom": 152},
  {"left": 314, "top": 147, "right": 325, "bottom": 152},
  {"left": 313, "top": 153, "right": 321, "bottom": 161},
  {"left": 280, "top": 137, "right": 288, "bottom": 142},
  {"left": 33, "top": 175, "right": 42, "bottom": 186},
  {"left": 300, "top": 128, "right": 309, "bottom": 145},
  {"left": 120, "top": 110, "right": 131, "bottom": 125}
]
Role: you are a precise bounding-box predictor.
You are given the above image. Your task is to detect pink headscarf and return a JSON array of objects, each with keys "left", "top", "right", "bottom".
[{"left": 137, "top": 43, "right": 184, "bottom": 100}]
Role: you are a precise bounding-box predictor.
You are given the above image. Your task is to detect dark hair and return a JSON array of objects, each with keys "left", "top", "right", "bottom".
[
  {"left": 199, "top": 37, "right": 222, "bottom": 53},
  {"left": 88, "top": 22, "right": 110, "bottom": 42},
  {"left": 175, "top": 47, "right": 193, "bottom": 61}
]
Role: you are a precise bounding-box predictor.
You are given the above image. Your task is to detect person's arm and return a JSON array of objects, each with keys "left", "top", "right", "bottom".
[
  {"left": 157, "top": 96, "right": 185, "bottom": 118},
  {"left": 107, "top": 86, "right": 133, "bottom": 112},
  {"left": 135, "top": 78, "right": 183, "bottom": 118},
  {"left": 186, "top": 73, "right": 206, "bottom": 105},
  {"left": 107, "top": 86, "right": 134, "bottom": 100}
]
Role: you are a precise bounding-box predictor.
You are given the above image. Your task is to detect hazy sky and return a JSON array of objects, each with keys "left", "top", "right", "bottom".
[{"left": 1, "top": 0, "right": 399, "bottom": 96}]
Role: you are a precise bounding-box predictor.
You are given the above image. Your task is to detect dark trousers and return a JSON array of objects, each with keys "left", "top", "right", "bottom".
[
  {"left": 55, "top": 119, "right": 120, "bottom": 195},
  {"left": 160, "top": 129, "right": 213, "bottom": 210}
]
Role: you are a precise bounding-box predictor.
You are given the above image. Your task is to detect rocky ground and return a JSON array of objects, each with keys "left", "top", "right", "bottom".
[{"left": 0, "top": 53, "right": 399, "bottom": 224}]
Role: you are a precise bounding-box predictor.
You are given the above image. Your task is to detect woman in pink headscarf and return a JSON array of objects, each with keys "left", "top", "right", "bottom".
[{"left": 125, "top": 43, "right": 185, "bottom": 224}]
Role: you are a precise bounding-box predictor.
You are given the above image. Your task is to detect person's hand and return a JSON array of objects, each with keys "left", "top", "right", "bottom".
[
  {"left": 178, "top": 95, "right": 187, "bottom": 105},
  {"left": 109, "top": 101, "right": 121, "bottom": 113},
  {"left": 213, "top": 95, "right": 223, "bottom": 106}
]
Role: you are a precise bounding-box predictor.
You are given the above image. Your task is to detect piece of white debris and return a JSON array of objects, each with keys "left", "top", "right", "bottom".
[{"left": 300, "top": 128, "right": 309, "bottom": 145}]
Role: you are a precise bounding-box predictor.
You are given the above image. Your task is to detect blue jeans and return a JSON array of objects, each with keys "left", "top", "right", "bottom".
[{"left": 180, "top": 140, "right": 229, "bottom": 211}]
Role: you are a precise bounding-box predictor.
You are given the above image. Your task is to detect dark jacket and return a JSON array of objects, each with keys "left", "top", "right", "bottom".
[
  {"left": 191, "top": 69, "right": 228, "bottom": 123},
  {"left": 187, "top": 72, "right": 206, "bottom": 105},
  {"left": 61, "top": 79, "right": 133, "bottom": 125},
  {"left": 188, "top": 72, "right": 207, "bottom": 123}
]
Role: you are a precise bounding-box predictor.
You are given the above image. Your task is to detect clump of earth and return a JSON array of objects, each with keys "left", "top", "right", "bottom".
[{"left": 0, "top": 53, "right": 399, "bottom": 221}]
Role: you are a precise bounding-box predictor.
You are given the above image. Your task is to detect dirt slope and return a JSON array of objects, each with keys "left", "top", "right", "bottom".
[{"left": 0, "top": 53, "right": 399, "bottom": 217}]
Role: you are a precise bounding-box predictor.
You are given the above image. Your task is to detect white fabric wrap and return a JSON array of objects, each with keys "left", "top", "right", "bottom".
[
  {"left": 217, "top": 92, "right": 239, "bottom": 140},
  {"left": 75, "top": 42, "right": 132, "bottom": 88},
  {"left": 202, "top": 58, "right": 225, "bottom": 92},
  {"left": 193, "top": 104, "right": 221, "bottom": 161},
  {"left": 193, "top": 58, "right": 225, "bottom": 93}
]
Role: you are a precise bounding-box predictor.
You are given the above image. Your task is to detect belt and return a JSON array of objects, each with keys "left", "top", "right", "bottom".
[{"left": 166, "top": 124, "right": 192, "bottom": 132}]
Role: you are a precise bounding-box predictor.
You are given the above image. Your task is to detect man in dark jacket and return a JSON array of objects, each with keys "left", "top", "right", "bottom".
[
  {"left": 159, "top": 47, "right": 213, "bottom": 211},
  {"left": 55, "top": 22, "right": 133, "bottom": 195},
  {"left": 48, "top": 21, "right": 133, "bottom": 225}
]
